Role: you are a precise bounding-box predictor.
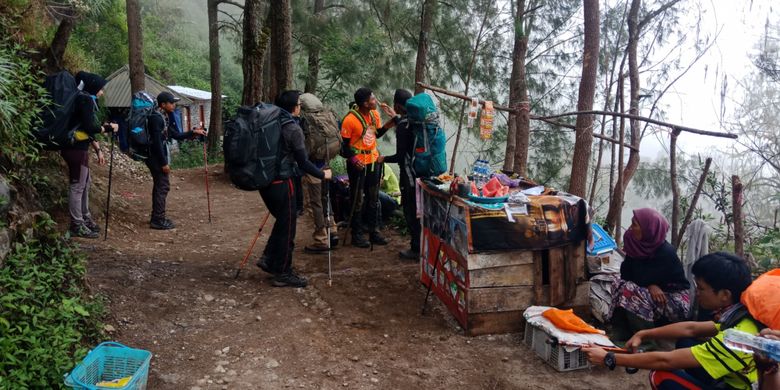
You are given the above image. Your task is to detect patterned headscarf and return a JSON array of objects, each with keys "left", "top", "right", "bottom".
[{"left": 623, "top": 208, "right": 669, "bottom": 259}]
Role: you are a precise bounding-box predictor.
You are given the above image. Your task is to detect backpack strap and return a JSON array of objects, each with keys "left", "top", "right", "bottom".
[{"left": 347, "top": 106, "right": 379, "bottom": 138}]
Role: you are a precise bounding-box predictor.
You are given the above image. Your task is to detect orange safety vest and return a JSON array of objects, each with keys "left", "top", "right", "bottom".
[{"left": 346, "top": 108, "right": 381, "bottom": 165}]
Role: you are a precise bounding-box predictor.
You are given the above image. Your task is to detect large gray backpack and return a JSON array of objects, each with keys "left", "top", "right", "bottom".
[{"left": 299, "top": 93, "right": 341, "bottom": 161}]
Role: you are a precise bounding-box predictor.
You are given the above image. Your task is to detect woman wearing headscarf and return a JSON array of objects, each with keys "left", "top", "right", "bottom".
[
  {"left": 609, "top": 208, "right": 691, "bottom": 339},
  {"left": 60, "top": 71, "right": 117, "bottom": 238}
]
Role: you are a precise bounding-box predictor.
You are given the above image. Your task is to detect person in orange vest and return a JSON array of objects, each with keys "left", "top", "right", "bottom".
[{"left": 340, "top": 87, "right": 398, "bottom": 248}]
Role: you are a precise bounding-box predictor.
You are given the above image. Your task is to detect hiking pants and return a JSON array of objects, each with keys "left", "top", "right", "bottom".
[
  {"left": 61, "top": 149, "right": 93, "bottom": 225},
  {"left": 260, "top": 178, "right": 296, "bottom": 274},
  {"left": 400, "top": 170, "right": 420, "bottom": 253},
  {"left": 302, "top": 173, "right": 337, "bottom": 247},
  {"left": 144, "top": 159, "right": 170, "bottom": 222},
  {"left": 346, "top": 161, "right": 381, "bottom": 235}
]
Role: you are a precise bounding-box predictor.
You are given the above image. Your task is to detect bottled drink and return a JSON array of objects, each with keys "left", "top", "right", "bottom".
[{"left": 723, "top": 328, "right": 780, "bottom": 361}]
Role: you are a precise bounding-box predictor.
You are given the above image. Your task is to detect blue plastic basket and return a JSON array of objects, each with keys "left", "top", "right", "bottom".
[
  {"left": 64, "top": 342, "right": 152, "bottom": 390},
  {"left": 588, "top": 223, "right": 617, "bottom": 255}
]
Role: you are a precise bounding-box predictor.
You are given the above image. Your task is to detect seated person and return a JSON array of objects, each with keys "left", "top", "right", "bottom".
[
  {"left": 584, "top": 252, "right": 759, "bottom": 390},
  {"left": 609, "top": 208, "right": 691, "bottom": 340}
]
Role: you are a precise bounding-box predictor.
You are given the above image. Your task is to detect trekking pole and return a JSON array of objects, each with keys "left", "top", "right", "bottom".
[
  {"left": 371, "top": 162, "right": 383, "bottom": 252},
  {"left": 234, "top": 212, "right": 271, "bottom": 279},
  {"left": 324, "top": 142, "right": 333, "bottom": 286},
  {"left": 104, "top": 132, "right": 115, "bottom": 240},
  {"left": 422, "top": 179, "right": 458, "bottom": 315},
  {"left": 201, "top": 126, "right": 212, "bottom": 224}
]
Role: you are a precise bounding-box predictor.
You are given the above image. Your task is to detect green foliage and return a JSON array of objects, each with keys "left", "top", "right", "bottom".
[
  {"left": 748, "top": 228, "right": 780, "bottom": 273},
  {"left": 0, "top": 42, "right": 46, "bottom": 173},
  {"left": 0, "top": 215, "right": 104, "bottom": 389},
  {"left": 169, "top": 140, "right": 222, "bottom": 170}
]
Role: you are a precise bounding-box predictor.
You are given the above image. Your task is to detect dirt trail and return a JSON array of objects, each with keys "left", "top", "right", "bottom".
[{"left": 76, "top": 161, "right": 645, "bottom": 389}]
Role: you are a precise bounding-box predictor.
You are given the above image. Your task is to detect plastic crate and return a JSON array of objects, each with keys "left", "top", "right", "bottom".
[
  {"left": 523, "top": 322, "right": 589, "bottom": 372},
  {"left": 64, "top": 342, "right": 152, "bottom": 390},
  {"left": 588, "top": 223, "right": 617, "bottom": 256}
]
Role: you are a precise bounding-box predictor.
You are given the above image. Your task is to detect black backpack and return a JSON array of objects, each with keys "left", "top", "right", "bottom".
[
  {"left": 122, "top": 91, "right": 160, "bottom": 159},
  {"left": 223, "top": 103, "right": 291, "bottom": 191},
  {"left": 34, "top": 71, "right": 84, "bottom": 150}
]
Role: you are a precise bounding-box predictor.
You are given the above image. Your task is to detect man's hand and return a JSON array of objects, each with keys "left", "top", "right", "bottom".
[
  {"left": 376, "top": 155, "right": 385, "bottom": 164},
  {"left": 323, "top": 168, "right": 333, "bottom": 180},
  {"left": 95, "top": 150, "right": 106, "bottom": 165},
  {"left": 648, "top": 284, "right": 667, "bottom": 306},
  {"left": 108, "top": 123, "right": 119, "bottom": 133},
  {"left": 582, "top": 346, "right": 608, "bottom": 367},
  {"left": 379, "top": 102, "right": 396, "bottom": 118},
  {"left": 162, "top": 165, "right": 171, "bottom": 174},
  {"left": 626, "top": 331, "right": 645, "bottom": 353},
  {"left": 350, "top": 157, "right": 365, "bottom": 169},
  {"left": 192, "top": 128, "right": 207, "bottom": 136}
]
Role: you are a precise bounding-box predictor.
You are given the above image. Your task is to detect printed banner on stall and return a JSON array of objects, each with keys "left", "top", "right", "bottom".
[{"left": 420, "top": 227, "right": 468, "bottom": 328}]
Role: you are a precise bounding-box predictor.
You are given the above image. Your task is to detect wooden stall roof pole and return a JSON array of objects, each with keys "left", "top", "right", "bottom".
[
  {"left": 416, "top": 82, "right": 738, "bottom": 159},
  {"left": 419, "top": 82, "right": 634, "bottom": 154}
]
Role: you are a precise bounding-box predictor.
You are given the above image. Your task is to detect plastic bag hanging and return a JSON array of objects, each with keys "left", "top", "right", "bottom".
[
  {"left": 467, "top": 98, "right": 479, "bottom": 127},
  {"left": 479, "top": 101, "right": 495, "bottom": 140}
]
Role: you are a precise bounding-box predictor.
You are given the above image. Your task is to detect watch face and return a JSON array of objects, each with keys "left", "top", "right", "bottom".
[{"left": 604, "top": 352, "right": 616, "bottom": 370}]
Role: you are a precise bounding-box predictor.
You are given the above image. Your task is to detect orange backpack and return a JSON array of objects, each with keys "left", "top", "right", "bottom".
[{"left": 741, "top": 269, "right": 780, "bottom": 329}]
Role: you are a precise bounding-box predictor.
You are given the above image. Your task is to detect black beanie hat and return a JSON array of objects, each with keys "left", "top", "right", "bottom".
[
  {"left": 354, "top": 87, "right": 373, "bottom": 107},
  {"left": 393, "top": 89, "right": 412, "bottom": 107},
  {"left": 76, "top": 71, "right": 108, "bottom": 96}
]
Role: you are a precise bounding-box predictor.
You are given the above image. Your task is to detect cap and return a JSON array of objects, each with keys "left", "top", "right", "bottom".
[{"left": 157, "top": 91, "right": 181, "bottom": 104}]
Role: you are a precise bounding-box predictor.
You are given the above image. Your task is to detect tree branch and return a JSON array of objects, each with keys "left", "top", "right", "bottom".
[
  {"left": 217, "top": 0, "right": 244, "bottom": 9},
  {"left": 638, "top": 0, "right": 681, "bottom": 31}
]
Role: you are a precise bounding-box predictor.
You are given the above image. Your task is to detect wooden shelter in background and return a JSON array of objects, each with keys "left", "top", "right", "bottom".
[
  {"left": 168, "top": 85, "right": 225, "bottom": 132},
  {"left": 103, "top": 65, "right": 192, "bottom": 110}
]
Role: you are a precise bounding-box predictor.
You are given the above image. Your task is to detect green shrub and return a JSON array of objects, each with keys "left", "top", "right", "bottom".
[
  {"left": 0, "top": 215, "right": 104, "bottom": 389},
  {"left": 170, "top": 140, "right": 223, "bottom": 170}
]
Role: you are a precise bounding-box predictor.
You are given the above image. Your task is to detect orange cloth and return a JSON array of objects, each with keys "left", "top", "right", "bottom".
[
  {"left": 741, "top": 268, "right": 780, "bottom": 330},
  {"left": 542, "top": 308, "right": 605, "bottom": 335},
  {"left": 340, "top": 109, "right": 382, "bottom": 165}
]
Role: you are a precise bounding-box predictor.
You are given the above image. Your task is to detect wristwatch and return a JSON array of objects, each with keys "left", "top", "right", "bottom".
[{"left": 604, "top": 351, "right": 617, "bottom": 370}]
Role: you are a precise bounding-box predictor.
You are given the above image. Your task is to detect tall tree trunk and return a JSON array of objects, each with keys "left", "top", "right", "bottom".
[
  {"left": 305, "top": 0, "right": 325, "bottom": 93},
  {"left": 126, "top": 0, "right": 145, "bottom": 93},
  {"left": 414, "top": 0, "right": 437, "bottom": 94},
  {"left": 269, "top": 0, "right": 293, "bottom": 100},
  {"left": 46, "top": 10, "right": 77, "bottom": 73},
  {"left": 605, "top": 0, "right": 641, "bottom": 233},
  {"left": 242, "top": 0, "right": 268, "bottom": 105},
  {"left": 504, "top": 0, "right": 532, "bottom": 176},
  {"left": 732, "top": 175, "right": 744, "bottom": 259},
  {"left": 669, "top": 129, "right": 681, "bottom": 247},
  {"left": 567, "top": 0, "right": 600, "bottom": 197},
  {"left": 207, "top": 0, "right": 222, "bottom": 154}
]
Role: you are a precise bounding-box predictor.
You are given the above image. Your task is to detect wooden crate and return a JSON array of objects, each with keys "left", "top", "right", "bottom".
[{"left": 421, "top": 231, "right": 589, "bottom": 336}]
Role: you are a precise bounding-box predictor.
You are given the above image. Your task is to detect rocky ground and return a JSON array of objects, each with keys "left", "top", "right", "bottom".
[{"left": 71, "top": 152, "right": 646, "bottom": 389}]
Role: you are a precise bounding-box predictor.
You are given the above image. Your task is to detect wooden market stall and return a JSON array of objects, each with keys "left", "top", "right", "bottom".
[{"left": 418, "top": 178, "right": 591, "bottom": 335}]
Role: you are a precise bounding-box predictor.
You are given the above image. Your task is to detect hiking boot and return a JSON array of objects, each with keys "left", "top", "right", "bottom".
[
  {"left": 330, "top": 235, "right": 340, "bottom": 248},
  {"left": 399, "top": 249, "right": 419, "bottom": 260},
  {"left": 70, "top": 223, "right": 99, "bottom": 239},
  {"left": 304, "top": 245, "right": 330, "bottom": 254},
  {"left": 83, "top": 217, "right": 100, "bottom": 233},
  {"left": 272, "top": 271, "right": 308, "bottom": 288},
  {"left": 351, "top": 233, "right": 370, "bottom": 248},
  {"left": 150, "top": 218, "right": 176, "bottom": 230},
  {"left": 369, "top": 231, "right": 389, "bottom": 245},
  {"left": 256, "top": 255, "right": 275, "bottom": 274}
]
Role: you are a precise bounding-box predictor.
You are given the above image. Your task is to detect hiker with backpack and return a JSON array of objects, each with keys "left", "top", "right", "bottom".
[
  {"left": 380, "top": 89, "right": 421, "bottom": 259},
  {"left": 141, "top": 91, "right": 206, "bottom": 230},
  {"left": 583, "top": 252, "right": 760, "bottom": 390},
  {"left": 60, "top": 71, "right": 118, "bottom": 238},
  {"left": 299, "top": 92, "right": 341, "bottom": 253},
  {"left": 249, "top": 90, "right": 333, "bottom": 287},
  {"left": 340, "top": 87, "right": 399, "bottom": 248}
]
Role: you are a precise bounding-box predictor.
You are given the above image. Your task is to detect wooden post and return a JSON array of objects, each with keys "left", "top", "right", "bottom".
[
  {"left": 676, "top": 157, "right": 713, "bottom": 249},
  {"left": 732, "top": 175, "right": 744, "bottom": 258}
]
